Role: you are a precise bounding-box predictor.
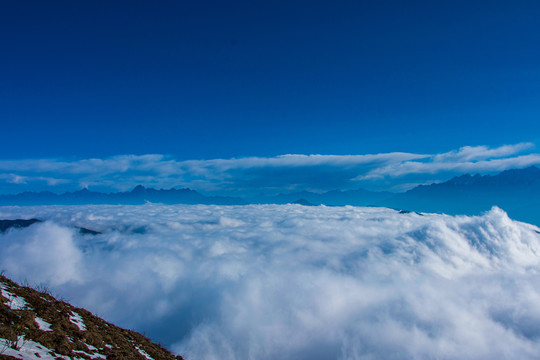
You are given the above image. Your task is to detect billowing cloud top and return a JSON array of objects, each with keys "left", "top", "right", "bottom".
[
  {"left": 1, "top": 204, "right": 540, "bottom": 359},
  {"left": 0, "top": 143, "right": 538, "bottom": 194}
]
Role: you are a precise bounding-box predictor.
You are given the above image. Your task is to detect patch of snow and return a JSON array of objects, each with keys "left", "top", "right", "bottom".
[
  {"left": 34, "top": 317, "right": 52, "bottom": 331},
  {"left": 74, "top": 349, "right": 107, "bottom": 359},
  {"left": 135, "top": 346, "right": 154, "bottom": 360},
  {"left": 69, "top": 311, "right": 86, "bottom": 331},
  {"left": 0, "top": 282, "right": 28, "bottom": 310},
  {"left": 86, "top": 344, "right": 98, "bottom": 351},
  {"left": 104, "top": 344, "right": 113, "bottom": 349},
  {"left": 0, "top": 336, "right": 70, "bottom": 360}
]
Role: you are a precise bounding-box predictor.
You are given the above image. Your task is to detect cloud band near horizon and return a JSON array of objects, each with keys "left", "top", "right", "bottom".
[{"left": 0, "top": 143, "right": 538, "bottom": 195}]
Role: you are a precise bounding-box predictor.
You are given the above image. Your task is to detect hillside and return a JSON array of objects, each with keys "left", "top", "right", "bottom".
[{"left": 0, "top": 275, "right": 185, "bottom": 360}]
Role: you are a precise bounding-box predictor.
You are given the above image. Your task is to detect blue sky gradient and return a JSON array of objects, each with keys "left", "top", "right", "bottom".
[{"left": 2, "top": 1, "right": 540, "bottom": 192}]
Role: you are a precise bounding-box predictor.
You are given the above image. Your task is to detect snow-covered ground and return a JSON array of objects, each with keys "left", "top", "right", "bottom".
[
  {"left": 69, "top": 311, "right": 86, "bottom": 331},
  {"left": 34, "top": 317, "right": 52, "bottom": 331},
  {"left": 0, "top": 336, "right": 70, "bottom": 360},
  {"left": 1, "top": 204, "right": 540, "bottom": 359},
  {"left": 1, "top": 282, "right": 29, "bottom": 311}
]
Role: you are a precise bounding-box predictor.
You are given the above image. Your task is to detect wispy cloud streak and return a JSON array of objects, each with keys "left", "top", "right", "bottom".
[
  {"left": 0, "top": 143, "right": 538, "bottom": 194},
  {"left": 361, "top": 143, "right": 538, "bottom": 180}
]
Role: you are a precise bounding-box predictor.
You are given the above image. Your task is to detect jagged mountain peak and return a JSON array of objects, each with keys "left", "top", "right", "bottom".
[{"left": 131, "top": 185, "right": 147, "bottom": 193}]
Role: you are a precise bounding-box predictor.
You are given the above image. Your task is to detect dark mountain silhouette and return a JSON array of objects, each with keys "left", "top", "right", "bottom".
[
  {"left": 0, "top": 218, "right": 101, "bottom": 235},
  {"left": 380, "top": 166, "right": 540, "bottom": 225},
  {"left": 290, "top": 198, "right": 316, "bottom": 206},
  {"left": 0, "top": 219, "right": 42, "bottom": 233}
]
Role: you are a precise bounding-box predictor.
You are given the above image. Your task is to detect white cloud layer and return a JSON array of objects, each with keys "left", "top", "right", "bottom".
[
  {"left": 0, "top": 143, "right": 538, "bottom": 194},
  {"left": 1, "top": 204, "right": 540, "bottom": 359}
]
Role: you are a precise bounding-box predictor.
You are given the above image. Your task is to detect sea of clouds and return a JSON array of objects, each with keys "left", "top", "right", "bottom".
[{"left": 1, "top": 204, "right": 540, "bottom": 359}]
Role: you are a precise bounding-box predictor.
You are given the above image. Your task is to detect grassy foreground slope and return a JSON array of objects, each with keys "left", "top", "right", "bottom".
[{"left": 0, "top": 275, "right": 185, "bottom": 360}]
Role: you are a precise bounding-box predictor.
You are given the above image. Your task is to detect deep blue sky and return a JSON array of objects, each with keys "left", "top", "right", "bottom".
[{"left": 2, "top": 0, "right": 540, "bottom": 160}]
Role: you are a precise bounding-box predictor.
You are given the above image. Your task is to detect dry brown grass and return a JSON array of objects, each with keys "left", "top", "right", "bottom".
[{"left": 0, "top": 275, "right": 185, "bottom": 360}]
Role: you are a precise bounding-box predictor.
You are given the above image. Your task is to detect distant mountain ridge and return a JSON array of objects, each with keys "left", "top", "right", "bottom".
[
  {"left": 0, "top": 186, "right": 394, "bottom": 207},
  {"left": 0, "top": 186, "right": 244, "bottom": 206},
  {"left": 1, "top": 166, "right": 540, "bottom": 225},
  {"left": 415, "top": 166, "right": 540, "bottom": 189},
  {"left": 255, "top": 188, "right": 393, "bottom": 206},
  {"left": 382, "top": 166, "right": 540, "bottom": 225}
]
